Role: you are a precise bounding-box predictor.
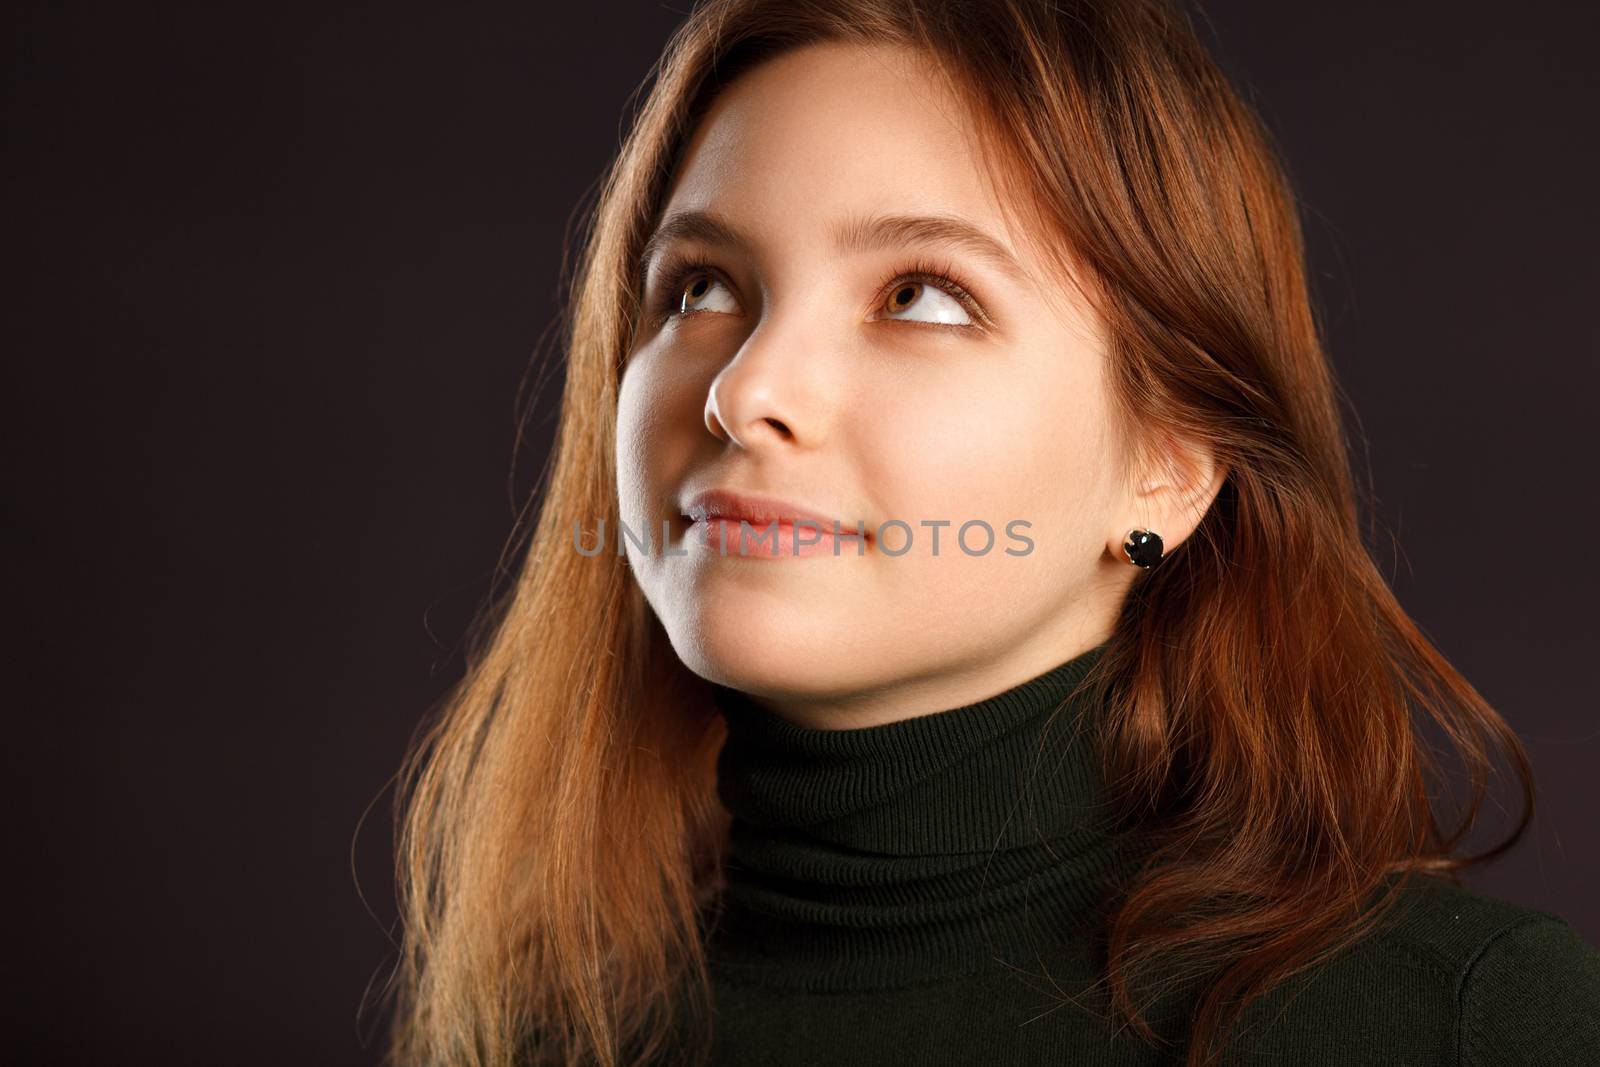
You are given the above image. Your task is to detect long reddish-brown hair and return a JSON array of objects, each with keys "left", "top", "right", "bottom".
[{"left": 381, "top": 1, "right": 1534, "bottom": 1065}]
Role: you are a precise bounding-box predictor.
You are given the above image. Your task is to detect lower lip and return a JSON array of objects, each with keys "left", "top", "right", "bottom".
[{"left": 692, "top": 517, "right": 860, "bottom": 558}]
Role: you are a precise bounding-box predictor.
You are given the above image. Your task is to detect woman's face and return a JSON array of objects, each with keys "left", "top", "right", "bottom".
[{"left": 616, "top": 42, "right": 1149, "bottom": 729}]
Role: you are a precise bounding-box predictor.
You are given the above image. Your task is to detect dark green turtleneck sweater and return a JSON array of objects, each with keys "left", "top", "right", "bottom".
[{"left": 696, "top": 643, "right": 1600, "bottom": 1065}]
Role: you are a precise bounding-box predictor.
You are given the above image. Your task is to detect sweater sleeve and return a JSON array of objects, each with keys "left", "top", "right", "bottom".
[{"left": 1460, "top": 914, "right": 1600, "bottom": 1066}]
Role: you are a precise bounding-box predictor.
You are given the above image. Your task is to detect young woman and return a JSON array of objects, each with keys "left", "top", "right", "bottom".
[{"left": 385, "top": 1, "right": 1600, "bottom": 1064}]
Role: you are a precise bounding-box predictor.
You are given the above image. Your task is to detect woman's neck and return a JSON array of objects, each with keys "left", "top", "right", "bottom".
[{"left": 704, "top": 639, "right": 1131, "bottom": 990}]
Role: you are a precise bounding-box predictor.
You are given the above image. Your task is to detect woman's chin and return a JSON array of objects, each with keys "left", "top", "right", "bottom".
[{"left": 663, "top": 601, "right": 886, "bottom": 702}]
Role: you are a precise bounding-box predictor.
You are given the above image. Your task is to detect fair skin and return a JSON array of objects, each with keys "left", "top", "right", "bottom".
[{"left": 617, "top": 41, "right": 1223, "bottom": 730}]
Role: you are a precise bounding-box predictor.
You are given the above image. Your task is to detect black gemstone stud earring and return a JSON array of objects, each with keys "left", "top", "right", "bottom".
[{"left": 1122, "top": 528, "right": 1164, "bottom": 568}]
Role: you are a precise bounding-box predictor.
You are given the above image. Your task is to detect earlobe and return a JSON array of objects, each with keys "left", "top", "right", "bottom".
[{"left": 1119, "top": 429, "right": 1223, "bottom": 563}]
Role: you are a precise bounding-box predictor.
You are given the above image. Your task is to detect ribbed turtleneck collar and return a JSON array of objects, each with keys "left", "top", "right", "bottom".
[{"left": 704, "top": 642, "right": 1127, "bottom": 991}]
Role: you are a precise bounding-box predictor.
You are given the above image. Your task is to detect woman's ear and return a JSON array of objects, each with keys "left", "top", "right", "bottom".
[{"left": 1108, "top": 428, "right": 1226, "bottom": 561}]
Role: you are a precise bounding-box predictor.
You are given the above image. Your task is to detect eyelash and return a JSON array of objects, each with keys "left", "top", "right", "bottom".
[{"left": 644, "top": 251, "right": 992, "bottom": 332}]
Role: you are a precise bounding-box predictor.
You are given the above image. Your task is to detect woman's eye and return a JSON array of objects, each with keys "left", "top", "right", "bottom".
[
  {"left": 651, "top": 261, "right": 988, "bottom": 332},
  {"left": 673, "top": 272, "right": 738, "bottom": 316},
  {"left": 880, "top": 281, "right": 974, "bottom": 327}
]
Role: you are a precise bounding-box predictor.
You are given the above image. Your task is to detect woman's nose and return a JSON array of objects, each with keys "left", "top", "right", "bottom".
[{"left": 702, "top": 321, "right": 837, "bottom": 452}]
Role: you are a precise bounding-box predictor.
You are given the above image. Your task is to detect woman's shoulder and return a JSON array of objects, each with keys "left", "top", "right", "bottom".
[
  {"left": 1368, "top": 873, "right": 1594, "bottom": 971},
  {"left": 1236, "top": 873, "right": 1600, "bottom": 1065},
  {"left": 1381, "top": 875, "right": 1599, "bottom": 1059}
]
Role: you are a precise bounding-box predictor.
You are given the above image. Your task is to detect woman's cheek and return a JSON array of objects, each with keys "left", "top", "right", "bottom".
[
  {"left": 619, "top": 348, "right": 703, "bottom": 482},
  {"left": 866, "top": 380, "right": 1010, "bottom": 500}
]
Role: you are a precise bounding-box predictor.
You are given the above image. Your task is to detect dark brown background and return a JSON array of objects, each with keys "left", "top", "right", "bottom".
[{"left": 6, "top": 2, "right": 1596, "bottom": 1063}]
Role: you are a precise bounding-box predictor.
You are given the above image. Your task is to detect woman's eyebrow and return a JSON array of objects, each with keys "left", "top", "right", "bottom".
[
  {"left": 832, "top": 212, "right": 1031, "bottom": 285},
  {"left": 637, "top": 208, "right": 1031, "bottom": 287}
]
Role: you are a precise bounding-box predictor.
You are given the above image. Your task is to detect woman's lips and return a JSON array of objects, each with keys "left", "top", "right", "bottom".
[
  {"left": 694, "top": 515, "right": 862, "bottom": 557},
  {"left": 680, "top": 487, "right": 869, "bottom": 559}
]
